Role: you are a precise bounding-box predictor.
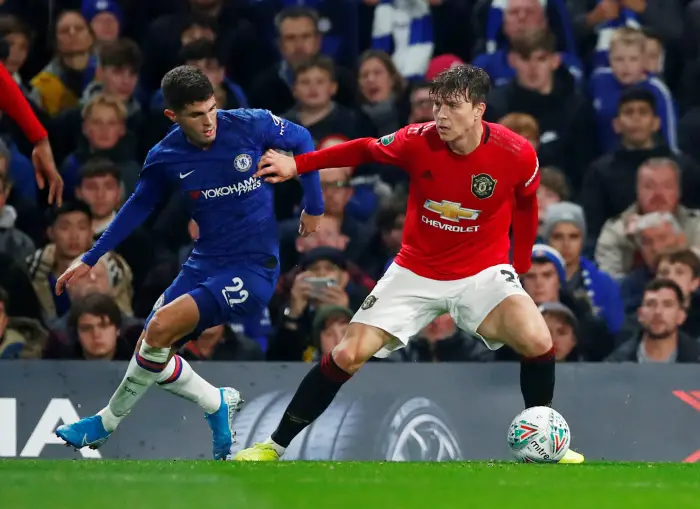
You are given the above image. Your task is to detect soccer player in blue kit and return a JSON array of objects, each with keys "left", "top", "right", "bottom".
[{"left": 53, "top": 66, "right": 324, "bottom": 460}]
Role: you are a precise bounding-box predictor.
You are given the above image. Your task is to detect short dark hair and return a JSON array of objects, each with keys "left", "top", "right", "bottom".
[
  {"left": 376, "top": 199, "right": 406, "bottom": 233},
  {"left": 429, "top": 64, "right": 490, "bottom": 105},
  {"left": 540, "top": 166, "right": 570, "bottom": 201},
  {"left": 618, "top": 87, "right": 657, "bottom": 114},
  {"left": 0, "top": 285, "right": 8, "bottom": 310},
  {"left": 656, "top": 248, "right": 700, "bottom": 278},
  {"left": 179, "top": 14, "right": 218, "bottom": 36},
  {"left": 274, "top": 6, "right": 319, "bottom": 34},
  {"left": 0, "top": 171, "right": 9, "bottom": 192},
  {"left": 78, "top": 158, "right": 121, "bottom": 186},
  {"left": 293, "top": 55, "right": 336, "bottom": 82},
  {"left": 643, "top": 278, "right": 684, "bottom": 306},
  {"left": 99, "top": 38, "right": 142, "bottom": 72},
  {"left": 179, "top": 38, "right": 221, "bottom": 66},
  {"left": 49, "top": 199, "right": 93, "bottom": 225},
  {"left": 161, "top": 65, "right": 214, "bottom": 112},
  {"left": 0, "top": 14, "right": 34, "bottom": 42},
  {"left": 510, "top": 30, "right": 558, "bottom": 58},
  {"left": 68, "top": 293, "right": 123, "bottom": 332}
]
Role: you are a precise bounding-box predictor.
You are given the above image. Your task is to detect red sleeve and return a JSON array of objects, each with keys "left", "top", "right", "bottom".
[
  {"left": 511, "top": 144, "right": 540, "bottom": 274},
  {"left": 295, "top": 127, "right": 413, "bottom": 174},
  {"left": 0, "top": 63, "right": 47, "bottom": 144}
]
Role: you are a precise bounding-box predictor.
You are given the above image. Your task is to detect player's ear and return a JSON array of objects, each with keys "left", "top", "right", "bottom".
[
  {"left": 474, "top": 101, "right": 486, "bottom": 121},
  {"left": 164, "top": 109, "right": 177, "bottom": 123}
]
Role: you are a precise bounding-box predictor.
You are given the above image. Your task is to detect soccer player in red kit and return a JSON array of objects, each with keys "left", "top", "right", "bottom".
[{"left": 235, "top": 64, "right": 583, "bottom": 464}]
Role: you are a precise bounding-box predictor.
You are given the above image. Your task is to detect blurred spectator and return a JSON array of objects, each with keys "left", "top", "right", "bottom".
[
  {"left": 0, "top": 14, "right": 33, "bottom": 89},
  {"left": 45, "top": 292, "right": 133, "bottom": 360},
  {"left": 607, "top": 278, "right": 700, "bottom": 363},
  {"left": 268, "top": 304, "right": 354, "bottom": 362},
  {"left": 370, "top": 0, "right": 434, "bottom": 81},
  {"left": 248, "top": 6, "right": 356, "bottom": 114},
  {"left": 357, "top": 49, "right": 408, "bottom": 136},
  {"left": 485, "top": 29, "right": 595, "bottom": 190},
  {"left": 642, "top": 27, "right": 664, "bottom": 76},
  {"left": 61, "top": 95, "right": 140, "bottom": 198},
  {"left": 140, "top": 0, "right": 269, "bottom": 94},
  {"left": 475, "top": 0, "right": 582, "bottom": 86},
  {"left": 581, "top": 90, "right": 700, "bottom": 244},
  {"left": 358, "top": 198, "right": 405, "bottom": 281},
  {"left": 424, "top": 54, "right": 464, "bottom": 82},
  {"left": 589, "top": 27, "right": 677, "bottom": 153},
  {"left": 536, "top": 166, "right": 570, "bottom": 240},
  {"left": 0, "top": 140, "right": 43, "bottom": 243},
  {"left": 678, "top": 100, "right": 700, "bottom": 165},
  {"left": 656, "top": 248, "right": 700, "bottom": 339},
  {"left": 397, "top": 314, "right": 495, "bottom": 362},
  {"left": 0, "top": 169, "right": 34, "bottom": 263},
  {"left": 517, "top": 244, "right": 614, "bottom": 360},
  {"left": 0, "top": 285, "right": 46, "bottom": 359},
  {"left": 54, "top": 38, "right": 145, "bottom": 163},
  {"left": 30, "top": 11, "right": 97, "bottom": 117},
  {"left": 82, "top": 0, "right": 122, "bottom": 46},
  {"left": 543, "top": 202, "right": 624, "bottom": 334},
  {"left": 180, "top": 324, "right": 264, "bottom": 361},
  {"left": 75, "top": 159, "right": 155, "bottom": 290},
  {"left": 538, "top": 301, "right": 586, "bottom": 361},
  {"left": 497, "top": 111, "right": 540, "bottom": 148},
  {"left": 595, "top": 157, "right": 700, "bottom": 278},
  {"left": 407, "top": 81, "right": 434, "bottom": 124},
  {"left": 619, "top": 212, "right": 688, "bottom": 313}
]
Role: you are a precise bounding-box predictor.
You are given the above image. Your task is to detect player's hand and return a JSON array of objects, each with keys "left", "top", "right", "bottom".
[
  {"left": 317, "top": 284, "right": 350, "bottom": 308},
  {"left": 289, "top": 271, "right": 313, "bottom": 316},
  {"left": 31, "top": 137, "right": 63, "bottom": 206},
  {"left": 55, "top": 260, "right": 91, "bottom": 295},
  {"left": 299, "top": 209, "right": 323, "bottom": 237},
  {"left": 255, "top": 149, "right": 298, "bottom": 183}
]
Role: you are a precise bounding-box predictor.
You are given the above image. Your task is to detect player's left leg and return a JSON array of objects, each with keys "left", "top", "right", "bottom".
[{"left": 453, "top": 264, "right": 584, "bottom": 464}]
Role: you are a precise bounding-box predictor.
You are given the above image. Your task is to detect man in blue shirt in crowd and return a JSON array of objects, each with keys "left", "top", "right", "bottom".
[{"left": 53, "top": 65, "right": 324, "bottom": 460}]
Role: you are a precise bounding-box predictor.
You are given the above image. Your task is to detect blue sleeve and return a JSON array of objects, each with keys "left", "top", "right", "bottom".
[
  {"left": 258, "top": 110, "right": 324, "bottom": 216},
  {"left": 81, "top": 166, "right": 165, "bottom": 266},
  {"left": 600, "top": 274, "right": 625, "bottom": 334},
  {"left": 649, "top": 79, "right": 678, "bottom": 152}
]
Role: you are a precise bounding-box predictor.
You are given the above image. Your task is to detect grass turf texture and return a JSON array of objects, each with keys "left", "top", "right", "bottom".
[{"left": 1, "top": 461, "right": 698, "bottom": 509}]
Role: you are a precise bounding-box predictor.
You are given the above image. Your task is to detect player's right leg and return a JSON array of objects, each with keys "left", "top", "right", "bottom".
[{"left": 234, "top": 263, "right": 442, "bottom": 461}]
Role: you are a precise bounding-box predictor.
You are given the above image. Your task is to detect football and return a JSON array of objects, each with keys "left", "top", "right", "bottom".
[{"left": 507, "top": 406, "right": 570, "bottom": 463}]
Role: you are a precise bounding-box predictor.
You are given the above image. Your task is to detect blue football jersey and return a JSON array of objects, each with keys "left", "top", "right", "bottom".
[{"left": 82, "top": 109, "right": 323, "bottom": 268}]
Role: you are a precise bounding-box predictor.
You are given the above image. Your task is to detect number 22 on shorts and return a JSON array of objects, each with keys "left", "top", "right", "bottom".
[{"left": 222, "top": 277, "right": 249, "bottom": 307}]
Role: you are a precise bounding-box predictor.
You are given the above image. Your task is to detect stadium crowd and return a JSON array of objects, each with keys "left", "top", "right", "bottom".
[{"left": 1, "top": 0, "right": 700, "bottom": 364}]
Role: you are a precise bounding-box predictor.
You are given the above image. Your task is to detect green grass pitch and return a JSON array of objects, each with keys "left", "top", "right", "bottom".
[{"left": 1, "top": 460, "right": 698, "bottom": 509}]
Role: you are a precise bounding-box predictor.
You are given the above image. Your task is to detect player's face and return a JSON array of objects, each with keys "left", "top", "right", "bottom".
[
  {"left": 170, "top": 96, "right": 218, "bottom": 147},
  {"left": 609, "top": 44, "right": 645, "bottom": 85},
  {"left": 638, "top": 288, "right": 686, "bottom": 339},
  {"left": 614, "top": 101, "right": 659, "bottom": 147},
  {"left": 83, "top": 105, "right": 126, "bottom": 150},
  {"left": 101, "top": 66, "right": 138, "bottom": 101},
  {"left": 657, "top": 261, "right": 698, "bottom": 300},
  {"left": 359, "top": 57, "right": 393, "bottom": 104},
  {"left": 77, "top": 313, "right": 119, "bottom": 359},
  {"left": 77, "top": 175, "right": 121, "bottom": 220},
  {"left": 319, "top": 316, "right": 349, "bottom": 355},
  {"left": 547, "top": 223, "right": 582, "bottom": 267},
  {"left": 278, "top": 17, "right": 321, "bottom": 66},
  {"left": 432, "top": 96, "right": 484, "bottom": 142},
  {"left": 4, "top": 32, "right": 29, "bottom": 74},
  {"left": 522, "top": 262, "right": 560, "bottom": 304},
  {"left": 67, "top": 261, "right": 110, "bottom": 299},
  {"left": 636, "top": 165, "right": 679, "bottom": 214},
  {"left": 543, "top": 313, "right": 576, "bottom": 361},
  {"left": 50, "top": 212, "right": 93, "bottom": 260},
  {"left": 503, "top": 0, "right": 546, "bottom": 40},
  {"left": 293, "top": 68, "right": 337, "bottom": 110},
  {"left": 510, "top": 50, "right": 559, "bottom": 93},
  {"left": 638, "top": 223, "right": 683, "bottom": 269}
]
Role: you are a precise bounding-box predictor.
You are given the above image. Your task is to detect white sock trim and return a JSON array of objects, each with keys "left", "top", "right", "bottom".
[{"left": 263, "top": 437, "right": 286, "bottom": 456}]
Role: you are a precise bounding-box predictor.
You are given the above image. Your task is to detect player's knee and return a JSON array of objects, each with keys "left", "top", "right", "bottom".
[
  {"left": 145, "top": 310, "right": 175, "bottom": 348},
  {"left": 519, "top": 328, "right": 553, "bottom": 358},
  {"left": 331, "top": 345, "right": 365, "bottom": 375}
]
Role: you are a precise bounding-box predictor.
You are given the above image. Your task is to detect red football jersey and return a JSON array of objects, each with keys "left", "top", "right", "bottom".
[{"left": 297, "top": 121, "right": 539, "bottom": 281}]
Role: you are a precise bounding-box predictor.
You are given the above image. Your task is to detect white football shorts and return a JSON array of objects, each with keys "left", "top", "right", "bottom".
[{"left": 351, "top": 262, "right": 530, "bottom": 358}]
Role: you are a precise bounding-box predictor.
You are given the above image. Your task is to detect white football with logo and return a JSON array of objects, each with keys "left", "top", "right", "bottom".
[{"left": 507, "top": 406, "right": 570, "bottom": 463}]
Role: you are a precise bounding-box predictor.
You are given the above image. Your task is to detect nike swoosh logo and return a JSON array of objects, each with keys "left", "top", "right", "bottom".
[
  {"left": 81, "top": 433, "right": 101, "bottom": 446},
  {"left": 180, "top": 170, "right": 195, "bottom": 179}
]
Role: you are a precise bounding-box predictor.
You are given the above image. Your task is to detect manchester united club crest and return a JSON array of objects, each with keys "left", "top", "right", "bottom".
[
  {"left": 234, "top": 153, "right": 253, "bottom": 172},
  {"left": 361, "top": 295, "right": 377, "bottom": 310},
  {"left": 471, "top": 173, "right": 497, "bottom": 199}
]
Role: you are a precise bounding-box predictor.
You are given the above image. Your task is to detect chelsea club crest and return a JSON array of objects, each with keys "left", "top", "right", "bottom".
[{"left": 234, "top": 153, "right": 253, "bottom": 172}]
